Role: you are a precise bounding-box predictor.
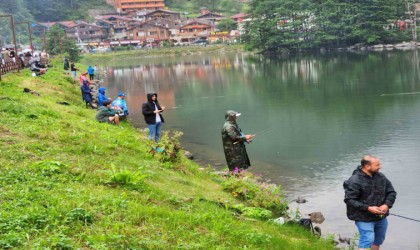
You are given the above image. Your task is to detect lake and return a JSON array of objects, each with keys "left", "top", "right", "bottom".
[{"left": 99, "top": 49, "right": 420, "bottom": 249}]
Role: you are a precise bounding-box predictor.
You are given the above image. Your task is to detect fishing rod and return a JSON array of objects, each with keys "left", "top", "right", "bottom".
[
  {"left": 389, "top": 213, "right": 420, "bottom": 223},
  {"left": 233, "top": 125, "right": 279, "bottom": 144}
]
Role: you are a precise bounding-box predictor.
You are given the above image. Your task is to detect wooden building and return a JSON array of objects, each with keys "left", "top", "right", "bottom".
[{"left": 114, "top": 0, "right": 165, "bottom": 13}]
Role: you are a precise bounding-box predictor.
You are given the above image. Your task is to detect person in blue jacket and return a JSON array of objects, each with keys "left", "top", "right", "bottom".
[
  {"left": 112, "top": 91, "right": 129, "bottom": 116},
  {"left": 87, "top": 65, "right": 95, "bottom": 81},
  {"left": 97, "top": 87, "right": 109, "bottom": 107}
]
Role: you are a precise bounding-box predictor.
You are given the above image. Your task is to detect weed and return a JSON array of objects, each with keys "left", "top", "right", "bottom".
[
  {"left": 106, "top": 166, "right": 148, "bottom": 191},
  {"left": 66, "top": 208, "right": 93, "bottom": 224}
]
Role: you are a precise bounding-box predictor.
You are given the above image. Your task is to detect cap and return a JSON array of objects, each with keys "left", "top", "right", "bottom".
[
  {"left": 225, "top": 110, "right": 241, "bottom": 118},
  {"left": 118, "top": 91, "right": 125, "bottom": 96}
]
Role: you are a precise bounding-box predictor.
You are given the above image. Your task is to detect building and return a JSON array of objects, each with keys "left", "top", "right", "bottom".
[
  {"left": 176, "top": 20, "right": 214, "bottom": 44},
  {"left": 144, "top": 9, "right": 181, "bottom": 21},
  {"left": 65, "top": 21, "right": 108, "bottom": 43},
  {"left": 114, "top": 0, "right": 165, "bottom": 13},
  {"left": 127, "top": 22, "right": 170, "bottom": 46},
  {"left": 95, "top": 15, "right": 139, "bottom": 40}
]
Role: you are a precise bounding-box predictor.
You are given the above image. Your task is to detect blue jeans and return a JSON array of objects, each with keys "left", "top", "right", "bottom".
[
  {"left": 355, "top": 218, "right": 388, "bottom": 248},
  {"left": 147, "top": 122, "right": 162, "bottom": 142},
  {"left": 71, "top": 71, "right": 77, "bottom": 78}
]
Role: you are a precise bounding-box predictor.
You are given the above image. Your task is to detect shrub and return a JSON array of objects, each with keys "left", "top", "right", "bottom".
[
  {"left": 148, "top": 131, "right": 183, "bottom": 163},
  {"left": 106, "top": 166, "right": 148, "bottom": 190},
  {"left": 221, "top": 170, "right": 288, "bottom": 217}
]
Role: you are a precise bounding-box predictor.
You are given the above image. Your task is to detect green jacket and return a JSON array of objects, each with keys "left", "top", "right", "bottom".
[
  {"left": 221, "top": 110, "right": 250, "bottom": 171},
  {"left": 96, "top": 106, "right": 116, "bottom": 122}
]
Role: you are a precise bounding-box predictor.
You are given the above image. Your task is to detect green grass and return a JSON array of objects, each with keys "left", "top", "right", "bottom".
[
  {"left": 0, "top": 57, "right": 334, "bottom": 249},
  {"left": 83, "top": 44, "right": 246, "bottom": 63}
]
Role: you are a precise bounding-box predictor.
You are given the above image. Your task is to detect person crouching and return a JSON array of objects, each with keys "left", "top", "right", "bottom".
[{"left": 96, "top": 100, "right": 119, "bottom": 125}]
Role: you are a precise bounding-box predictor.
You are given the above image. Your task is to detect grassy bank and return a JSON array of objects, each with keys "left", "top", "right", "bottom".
[
  {"left": 0, "top": 58, "right": 334, "bottom": 249},
  {"left": 82, "top": 44, "right": 247, "bottom": 62}
]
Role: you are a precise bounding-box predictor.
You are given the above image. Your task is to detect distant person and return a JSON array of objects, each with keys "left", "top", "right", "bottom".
[
  {"left": 70, "top": 60, "right": 78, "bottom": 78},
  {"left": 96, "top": 100, "right": 119, "bottom": 125},
  {"left": 97, "top": 87, "right": 110, "bottom": 107},
  {"left": 87, "top": 65, "right": 95, "bottom": 81},
  {"left": 142, "top": 93, "right": 165, "bottom": 142},
  {"left": 112, "top": 91, "right": 129, "bottom": 116},
  {"left": 64, "top": 58, "right": 70, "bottom": 75},
  {"left": 343, "top": 155, "right": 397, "bottom": 250},
  {"left": 221, "top": 110, "right": 254, "bottom": 171},
  {"left": 79, "top": 72, "right": 90, "bottom": 86},
  {"left": 8, "top": 48, "right": 16, "bottom": 63},
  {"left": 80, "top": 79, "right": 95, "bottom": 108},
  {"left": 30, "top": 57, "right": 47, "bottom": 75},
  {"left": 2, "top": 48, "right": 10, "bottom": 64}
]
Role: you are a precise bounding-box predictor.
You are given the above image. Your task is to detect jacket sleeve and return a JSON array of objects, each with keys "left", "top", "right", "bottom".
[
  {"left": 343, "top": 179, "right": 369, "bottom": 211},
  {"left": 384, "top": 178, "right": 397, "bottom": 208},
  {"left": 226, "top": 126, "right": 246, "bottom": 142},
  {"left": 142, "top": 103, "right": 154, "bottom": 116}
]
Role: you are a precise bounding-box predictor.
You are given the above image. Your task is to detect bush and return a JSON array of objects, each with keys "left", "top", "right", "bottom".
[{"left": 221, "top": 170, "right": 288, "bottom": 217}]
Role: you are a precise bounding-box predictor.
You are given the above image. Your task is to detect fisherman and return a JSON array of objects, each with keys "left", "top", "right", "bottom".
[
  {"left": 142, "top": 93, "right": 165, "bottom": 142},
  {"left": 221, "top": 110, "right": 254, "bottom": 171},
  {"left": 343, "top": 155, "right": 397, "bottom": 250}
]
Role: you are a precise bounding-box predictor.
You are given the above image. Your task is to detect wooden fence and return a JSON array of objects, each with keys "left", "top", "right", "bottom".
[{"left": 0, "top": 60, "right": 24, "bottom": 80}]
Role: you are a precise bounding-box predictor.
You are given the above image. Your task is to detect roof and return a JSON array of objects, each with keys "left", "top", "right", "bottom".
[
  {"left": 145, "top": 9, "right": 180, "bottom": 15},
  {"left": 180, "top": 20, "right": 213, "bottom": 28},
  {"left": 97, "top": 15, "right": 134, "bottom": 22},
  {"left": 198, "top": 12, "right": 225, "bottom": 19},
  {"left": 58, "top": 21, "right": 77, "bottom": 28},
  {"left": 231, "top": 13, "right": 249, "bottom": 19}
]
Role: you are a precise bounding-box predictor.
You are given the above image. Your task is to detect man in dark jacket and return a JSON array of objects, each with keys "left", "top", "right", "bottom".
[
  {"left": 221, "top": 110, "right": 254, "bottom": 171},
  {"left": 142, "top": 93, "right": 165, "bottom": 142},
  {"left": 343, "top": 155, "right": 397, "bottom": 250}
]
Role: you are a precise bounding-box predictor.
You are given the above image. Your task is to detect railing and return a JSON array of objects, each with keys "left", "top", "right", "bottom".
[{"left": 0, "top": 60, "right": 25, "bottom": 80}]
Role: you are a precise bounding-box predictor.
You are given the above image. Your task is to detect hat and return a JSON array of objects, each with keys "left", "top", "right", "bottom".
[
  {"left": 118, "top": 91, "right": 125, "bottom": 97},
  {"left": 225, "top": 110, "right": 241, "bottom": 119}
]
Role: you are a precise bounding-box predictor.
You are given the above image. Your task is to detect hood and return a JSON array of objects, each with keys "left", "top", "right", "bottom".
[
  {"left": 98, "top": 87, "right": 106, "bottom": 94},
  {"left": 225, "top": 110, "right": 241, "bottom": 122},
  {"left": 88, "top": 65, "right": 93, "bottom": 68},
  {"left": 147, "top": 93, "right": 157, "bottom": 102}
]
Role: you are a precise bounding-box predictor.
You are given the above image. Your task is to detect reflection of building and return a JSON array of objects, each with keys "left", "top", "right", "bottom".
[{"left": 114, "top": 0, "right": 165, "bottom": 13}]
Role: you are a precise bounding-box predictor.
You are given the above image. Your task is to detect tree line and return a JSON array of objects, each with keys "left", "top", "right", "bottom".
[{"left": 242, "top": 0, "right": 417, "bottom": 53}]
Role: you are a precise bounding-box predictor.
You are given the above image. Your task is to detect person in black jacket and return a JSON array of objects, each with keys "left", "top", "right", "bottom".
[
  {"left": 343, "top": 155, "right": 397, "bottom": 250},
  {"left": 142, "top": 93, "right": 165, "bottom": 142}
]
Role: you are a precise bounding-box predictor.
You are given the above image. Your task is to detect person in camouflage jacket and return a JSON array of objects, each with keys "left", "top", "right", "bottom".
[{"left": 221, "top": 110, "right": 254, "bottom": 171}]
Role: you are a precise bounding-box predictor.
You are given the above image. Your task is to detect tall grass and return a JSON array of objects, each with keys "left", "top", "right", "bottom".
[{"left": 0, "top": 56, "right": 334, "bottom": 249}]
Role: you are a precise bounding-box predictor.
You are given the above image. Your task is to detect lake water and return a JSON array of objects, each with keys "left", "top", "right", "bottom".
[{"left": 99, "top": 50, "right": 420, "bottom": 249}]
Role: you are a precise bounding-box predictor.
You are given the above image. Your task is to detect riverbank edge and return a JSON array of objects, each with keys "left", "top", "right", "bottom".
[
  {"left": 81, "top": 44, "right": 249, "bottom": 62},
  {"left": 0, "top": 57, "right": 334, "bottom": 248}
]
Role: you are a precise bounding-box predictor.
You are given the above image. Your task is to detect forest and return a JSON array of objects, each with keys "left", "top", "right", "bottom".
[{"left": 243, "top": 0, "right": 417, "bottom": 52}]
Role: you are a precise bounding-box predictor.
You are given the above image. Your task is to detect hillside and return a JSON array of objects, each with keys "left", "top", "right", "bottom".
[
  {"left": 0, "top": 56, "right": 334, "bottom": 249},
  {"left": 0, "top": 0, "right": 246, "bottom": 23}
]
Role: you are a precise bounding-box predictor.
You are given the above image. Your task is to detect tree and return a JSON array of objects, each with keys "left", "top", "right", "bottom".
[
  {"left": 46, "top": 25, "right": 80, "bottom": 60},
  {"left": 216, "top": 18, "right": 236, "bottom": 32}
]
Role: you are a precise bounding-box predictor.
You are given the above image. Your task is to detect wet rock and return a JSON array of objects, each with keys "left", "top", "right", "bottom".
[{"left": 184, "top": 150, "right": 194, "bottom": 160}]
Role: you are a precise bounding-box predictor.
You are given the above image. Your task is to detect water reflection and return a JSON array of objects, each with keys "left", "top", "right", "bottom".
[{"left": 100, "top": 51, "right": 420, "bottom": 249}]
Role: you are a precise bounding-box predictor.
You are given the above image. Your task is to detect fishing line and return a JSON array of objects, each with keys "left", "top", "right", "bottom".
[
  {"left": 233, "top": 125, "right": 279, "bottom": 144},
  {"left": 389, "top": 213, "right": 420, "bottom": 223}
]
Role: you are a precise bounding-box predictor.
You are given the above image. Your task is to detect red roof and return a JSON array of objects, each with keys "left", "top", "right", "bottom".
[{"left": 231, "top": 13, "right": 249, "bottom": 19}]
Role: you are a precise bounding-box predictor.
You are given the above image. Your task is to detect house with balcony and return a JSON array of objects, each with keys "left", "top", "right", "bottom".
[
  {"left": 175, "top": 20, "right": 214, "bottom": 44},
  {"left": 127, "top": 22, "right": 170, "bottom": 46},
  {"left": 64, "top": 22, "right": 108, "bottom": 43},
  {"left": 144, "top": 9, "right": 181, "bottom": 21},
  {"left": 197, "top": 12, "right": 225, "bottom": 24},
  {"left": 95, "top": 15, "right": 139, "bottom": 40}
]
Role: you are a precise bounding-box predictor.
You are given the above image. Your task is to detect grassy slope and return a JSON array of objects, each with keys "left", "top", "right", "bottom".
[{"left": 0, "top": 57, "right": 333, "bottom": 249}]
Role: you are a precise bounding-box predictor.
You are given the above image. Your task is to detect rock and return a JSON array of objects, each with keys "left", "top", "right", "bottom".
[
  {"left": 309, "top": 212, "right": 325, "bottom": 224},
  {"left": 184, "top": 150, "right": 194, "bottom": 160}
]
